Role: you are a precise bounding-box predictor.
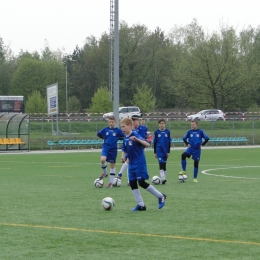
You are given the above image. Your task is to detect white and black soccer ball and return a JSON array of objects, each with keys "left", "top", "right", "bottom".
[
  {"left": 112, "top": 177, "right": 122, "bottom": 187},
  {"left": 94, "top": 178, "right": 104, "bottom": 188},
  {"left": 152, "top": 175, "right": 161, "bottom": 185},
  {"left": 102, "top": 197, "right": 115, "bottom": 210},
  {"left": 178, "top": 174, "right": 187, "bottom": 182}
]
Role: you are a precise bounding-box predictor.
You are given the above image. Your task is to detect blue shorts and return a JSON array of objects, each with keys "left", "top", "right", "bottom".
[
  {"left": 101, "top": 147, "right": 117, "bottom": 163},
  {"left": 157, "top": 155, "right": 168, "bottom": 163},
  {"left": 185, "top": 147, "right": 201, "bottom": 161},
  {"left": 128, "top": 169, "right": 149, "bottom": 181}
]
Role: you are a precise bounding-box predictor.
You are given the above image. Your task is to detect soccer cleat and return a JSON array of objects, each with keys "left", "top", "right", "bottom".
[
  {"left": 99, "top": 173, "right": 108, "bottom": 180},
  {"left": 131, "top": 204, "right": 146, "bottom": 211},
  {"left": 162, "top": 179, "right": 167, "bottom": 185},
  {"left": 193, "top": 178, "right": 198, "bottom": 183},
  {"left": 179, "top": 171, "right": 187, "bottom": 176},
  {"left": 106, "top": 183, "right": 113, "bottom": 188},
  {"left": 158, "top": 194, "right": 166, "bottom": 209},
  {"left": 117, "top": 173, "right": 122, "bottom": 179}
]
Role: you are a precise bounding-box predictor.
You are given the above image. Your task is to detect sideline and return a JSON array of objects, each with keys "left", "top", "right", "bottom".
[
  {"left": 1, "top": 222, "right": 260, "bottom": 246},
  {"left": 1, "top": 145, "right": 260, "bottom": 155}
]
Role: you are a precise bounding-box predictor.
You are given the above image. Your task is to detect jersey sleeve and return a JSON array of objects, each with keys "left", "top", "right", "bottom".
[
  {"left": 122, "top": 139, "right": 126, "bottom": 152},
  {"left": 153, "top": 130, "right": 157, "bottom": 144},
  {"left": 182, "top": 131, "right": 189, "bottom": 142},
  {"left": 118, "top": 128, "right": 125, "bottom": 139},
  {"left": 201, "top": 130, "right": 209, "bottom": 140},
  {"left": 97, "top": 128, "right": 105, "bottom": 139},
  {"left": 134, "top": 131, "right": 145, "bottom": 141}
]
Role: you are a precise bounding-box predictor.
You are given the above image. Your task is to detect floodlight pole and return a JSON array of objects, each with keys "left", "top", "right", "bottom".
[
  {"left": 66, "top": 64, "right": 68, "bottom": 114},
  {"left": 113, "top": 0, "right": 119, "bottom": 124}
]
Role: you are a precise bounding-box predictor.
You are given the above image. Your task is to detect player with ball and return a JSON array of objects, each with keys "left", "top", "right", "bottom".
[
  {"left": 97, "top": 116, "right": 125, "bottom": 187},
  {"left": 179, "top": 120, "right": 209, "bottom": 182},
  {"left": 153, "top": 118, "right": 172, "bottom": 184},
  {"left": 120, "top": 118, "right": 166, "bottom": 211}
]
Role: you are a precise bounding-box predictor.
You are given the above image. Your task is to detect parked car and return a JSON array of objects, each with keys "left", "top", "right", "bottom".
[
  {"left": 102, "top": 106, "right": 142, "bottom": 120},
  {"left": 187, "top": 109, "right": 225, "bottom": 121}
]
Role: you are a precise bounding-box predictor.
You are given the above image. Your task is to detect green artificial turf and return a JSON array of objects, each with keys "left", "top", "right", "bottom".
[{"left": 0, "top": 148, "right": 260, "bottom": 259}]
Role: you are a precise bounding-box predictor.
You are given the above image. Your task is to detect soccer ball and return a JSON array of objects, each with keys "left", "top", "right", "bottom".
[
  {"left": 178, "top": 174, "right": 187, "bottom": 182},
  {"left": 112, "top": 177, "right": 122, "bottom": 187},
  {"left": 102, "top": 197, "right": 115, "bottom": 210},
  {"left": 152, "top": 175, "right": 161, "bottom": 185},
  {"left": 94, "top": 178, "right": 104, "bottom": 188}
]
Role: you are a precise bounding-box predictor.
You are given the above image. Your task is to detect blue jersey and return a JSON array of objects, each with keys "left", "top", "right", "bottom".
[
  {"left": 183, "top": 128, "right": 209, "bottom": 149},
  {"left": 97, "top": 127, "right": 124, "bottom": 150},
  {"left": 122, "top": 131, "right": 148, "bottom": 180},
  {"left": 138, "top": 125, "right": 148, "bottom": 139},
  {"left": 153, "top": 129, "right": 171, "bottom": 157}
]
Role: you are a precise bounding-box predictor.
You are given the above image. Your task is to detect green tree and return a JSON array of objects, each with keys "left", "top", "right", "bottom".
[
  {"left": 0, "top": 38, "right": 17, "bottom": 95},
  {"left": 168, "top": 20, "right": 259, "bottom": 110},
  {"left": 0, "top": 37, "right": 5, "bottom": 64},
  {"left": 26, "top": 90, "right": 47, "bottom": 113},
  {"left": 132, "top": 84, "right": 156, "bottom": 112},
  {"left": 10, "top": 58, "right": 66, "bottom": 111},
  {"left": 119, "top": 23, "right": 172, "bottom": 107},
  {"left": 89, "top": 87, "right": 112, "bottom": 113},
  {"left": 68, "top": 96, "right": 81, "bottom": 112}
]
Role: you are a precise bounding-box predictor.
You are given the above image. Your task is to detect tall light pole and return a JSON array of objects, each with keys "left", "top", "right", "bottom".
[
  {"left": 110, "top": 0, "right": 119, "bottom": 124},
  {"left": 66, "top": 64, "right": 68, "bottom": 114},
  {"left": 114, "top": 0, "right": 119, "bottom": 123}
]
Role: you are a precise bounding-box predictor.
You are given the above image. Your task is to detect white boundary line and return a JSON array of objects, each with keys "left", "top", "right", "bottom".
[
  {"left": 202, "top": 166, "right": 260, "bottom": 180},
  {"left": 1, "top": 145, "right": 260, "bottom": 155}
]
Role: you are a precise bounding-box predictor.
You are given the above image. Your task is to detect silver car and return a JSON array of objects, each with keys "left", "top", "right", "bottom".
[
  {"left": 102, "top": 106, "right": 142, "bottom": 120},
  {"left": 187, "top": 109, "right": 225, "bottom": 121}
]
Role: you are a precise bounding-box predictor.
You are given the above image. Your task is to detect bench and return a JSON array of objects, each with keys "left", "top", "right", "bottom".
[
  {"left": 210, "top": 137, "right": 248, "bottom": 146},
  {"left": 170, "top": 137, "right": 248, "bottom": 148},
  {"left": 171, "top": 138, "right": 185, "bottom": 147},
  {"left": 46, "top": 139, "right": 119, "bottom": 150},
  {"left": 0, "top": 137, "right": 26, "bottom": 148}
]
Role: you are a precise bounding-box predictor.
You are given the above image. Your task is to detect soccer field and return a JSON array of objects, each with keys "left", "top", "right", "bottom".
[{"left": 1, "top": 147, "right": 260, "bottom": 259}]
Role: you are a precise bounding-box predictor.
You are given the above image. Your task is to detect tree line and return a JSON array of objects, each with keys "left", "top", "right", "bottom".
[{"left": 1, "top": 19, "right": 260, "bottom": 113}]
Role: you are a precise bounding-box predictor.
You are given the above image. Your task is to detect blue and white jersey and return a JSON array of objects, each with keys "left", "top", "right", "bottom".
[
  {"left": 183, "top": 128, "right": 209, "bottom": 149},
  {"left": 97, "top": 127, "right": 124, "bottom": 150},
  {"left": 122, "top": 131, "right": 147, "bottom": 173},
  {"left": 153, "top": 129, "right": 171, "bottom": 156},
  {"left": 138, "top": 125, "right": 148, "bottom": 139}
]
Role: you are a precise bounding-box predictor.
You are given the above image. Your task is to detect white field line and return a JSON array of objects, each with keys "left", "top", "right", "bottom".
[{"left": 202, "top": 166, "right": 260, "bottom": 180}]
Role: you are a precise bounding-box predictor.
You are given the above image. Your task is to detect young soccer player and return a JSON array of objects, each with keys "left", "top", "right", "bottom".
[
  {"left": 138, "top": 118, "right": 148, "bottom": 139},
  {"left": 97, "top": 116, "right": 125, "bottom": 187},
  {"left": 116, "top": 116, "right": 141, "bottom": 185},
  {"left": 153, "top": 119, "right": 172, "bottom": 184},
  {"left": 120, "top": 118, "right": 166, "bottom": 211},
  {"left": 180, "top": 120, "right": 209, "bottom": 182}
]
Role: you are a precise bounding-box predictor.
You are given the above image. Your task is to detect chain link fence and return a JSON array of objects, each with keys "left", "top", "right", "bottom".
[{"left": 28, "top": 112, "right": 260, "bottom": 150}]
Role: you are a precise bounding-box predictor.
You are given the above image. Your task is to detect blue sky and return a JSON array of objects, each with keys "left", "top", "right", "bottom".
[{"left": 1, "top": 0, "right": 259, "bottom": 56}]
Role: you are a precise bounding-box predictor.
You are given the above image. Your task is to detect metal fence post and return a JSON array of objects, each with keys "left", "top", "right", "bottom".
[
  {"left": 232, "top": 119, "right": 235, "bottom": 137},
  {"left": 41, "top": 117, "right": 44, "bottom": 150},
  {"left": 252, "top": 119, "right": 255, "bottom": 145},
  {"left": 211, "top": 119, "right": 214, "bottom": 138}
]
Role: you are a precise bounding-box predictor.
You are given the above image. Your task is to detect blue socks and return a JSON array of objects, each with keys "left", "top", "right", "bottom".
[
  {"left": 194, "top": 168, "right": 198, "bottom": 178},
  {"left": 181, "top": 160, "right": 186, "bottom": 171}
]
